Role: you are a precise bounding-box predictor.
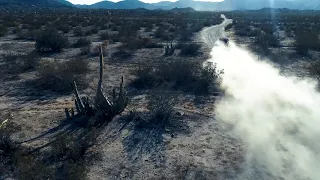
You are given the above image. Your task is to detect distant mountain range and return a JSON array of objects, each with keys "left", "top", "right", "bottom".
[
  {"left": 75, "top": 0, "right": 320, "bottom": 10},
  {"left": 0, "top": 0, "right": 73, "bottom": 7},
  {"left": 0, "top": 0, "right": 319, "bottom": 10}
]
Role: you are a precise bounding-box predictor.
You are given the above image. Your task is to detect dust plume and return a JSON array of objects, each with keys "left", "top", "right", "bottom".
[{"left": 208, "top": 42, "right": 320, "bottom": 180}]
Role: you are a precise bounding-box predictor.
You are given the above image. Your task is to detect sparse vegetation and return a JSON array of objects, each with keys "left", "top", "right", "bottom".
[
  {"left": 0, "top": 25, "right": 8, "bottom": 37},
  {"left": 294, "top": 31, "right": 320, "bottom": 55},
  {"left": 131, "top": 60, "right": 222, "bottom": 95},
  {"left": 79, "top": 45, "right": 92, "bottom": 56},
  {"left": 35, "top": 29, "right": 69, "bottom": 53},
  {"left": 1, "top": 6, "right": 320, "bottom": 180},
  {"left": 36, "top": 59, "right": 89, "bottom": 92},
  {"left": 73, "top": 37, "right": 92, "bottom": 48},
  {"left": 74, "top": 26, "right": 84, "bottom": 36},
  {"left": 99, "top": 32, "right": 109, "bottom": 40},
  {"left": 179, "top": 43, "right": 201, "bottom": 56},
  {"left": 4, "top": 51, "right": 39, "bottom": 74},
  {"left": 147, "top": 90, "right": 176, "bottom": 123}
]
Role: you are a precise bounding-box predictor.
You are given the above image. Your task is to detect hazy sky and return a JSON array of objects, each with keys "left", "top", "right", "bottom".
[{"left": 68, "top": 0, "right": 222, "bottom": 5}]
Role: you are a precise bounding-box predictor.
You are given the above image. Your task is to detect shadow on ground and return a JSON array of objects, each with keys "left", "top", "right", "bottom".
[{"left": 122, "top": 113, "right": 191, "bottom": 163}]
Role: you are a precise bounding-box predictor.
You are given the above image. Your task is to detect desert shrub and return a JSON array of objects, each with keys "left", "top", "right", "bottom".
[
  {"left": 131, "top": 60, "right": 222, "bottom": 95},
  {"left": 110, "top": 25, "right": 118, "bottom": 31},
  {"left": 79, "top": 45, "right": 91, "bottom": 56},
  {"left": 131, "top": 62, "right": 155, "bottom": 89},
  {"left": 99, "top": 32, "right": 109, "bottom": 40},
  {"left": 50, "top": 129, "right": 97, "bottom": 160},
  {"left": 154, "top": 27, "right": 166, "bottom": 39},
  {"left": 118, "top": 26, "right": 137, "bottom": 37},
  {"left": 51, "top": 134, "right": 86, "bottom": 161},
  {"left": 294, "top": 31, "right": 320, "bottom": 55},
  {"left": 74, "top": 26, "right": 84, "bottom": 36},
  {"left": 179, "top": 43, "right": 201, "bottom": 56},
  {"left": 36, "top": 59, "right": 89, "bottom": 93},
  {"left": 308, "top": 60, "right": 320, "bottom": 79},
  {"left": 58, "top": 25, "right": 71, "bottom": 33},
  {"left": 90, "top": 45, "right": 107, "bottom": 57},
  {"left": 179, "top": 30, "right": 193, "bottom": 41},
  {"left": 234, "top": 23, "right": 252, "bottom": 37},
  {"left": 224, "top": 23, "right": 233, "bottom": 31},
  {"left": 147, "top": 90, "right": 176, "bottom": 123},
  {"left": 195, "top": 62, "right": 223, "bottom": 94},
  {"left": 0, "top": 115, "right": 24, "bottom": 177},
  {"left": 73, "top": 38, "right": 91, "bottom": 48},
  {"left": 254, "top": 31, "right": 279, "bottom": 48},
  {"left": 99, "top": 23, "right": 108, "bottom": 30},
  {"left": 16, "top": 30, "right": 39, "bottom": 40},
  {"left": 112, "top": 48, "right": 133, "bottom": 60},
  {"left": 144, "top": 42, "right": 163, "bottom": 48},
  {"left": 57, "top": 161, "right": 87, "bottom": 180},
  {"left": 191, "top": 23, "right": 203, "bottom": 32},
  {"left": 14, "top": 155, "right": 54, "bottom": 180},
  {"left": 121, "top": 37, "right": 161, "bottom": 50},
  {"left": 145, "top": 23, "right": 153, "bottom": 32},
  {"left": 0, "top": 121, "right": 18, "bottom": 158},
  {"left": 0, "top": 25, "right": 8, "bottom": 37},
  {"left": 90, "top": 26, "right": 99, "bottom": 34},
  {"left": 35, "top": 29, "right": 69, "bottom": 53},
  {"left": 84, "top": 29, "right": 93, "bottom": 36},
  {"left": 4, "top": 51, "right": 39, "bottom": 74},
  {"left": 120, "top": 37, "right": 144, "bottom": 50}
]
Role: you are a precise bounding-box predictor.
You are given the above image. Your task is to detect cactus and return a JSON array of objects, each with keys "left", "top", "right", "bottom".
[
  {"left": 164, "top": 41, "right": 175, "bottom": 56},
  {"left": 65, "top": 45, "right": 128, "bottom": 123}
]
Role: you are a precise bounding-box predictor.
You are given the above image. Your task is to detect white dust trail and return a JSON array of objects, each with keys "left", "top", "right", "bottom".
[{"left": 206, "top": 41, "right": 320, "bottom": 179}]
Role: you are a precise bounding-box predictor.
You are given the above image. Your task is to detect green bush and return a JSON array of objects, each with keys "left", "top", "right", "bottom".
[{"left": 35, "top": 29, "right": 69, "bottom": 53}]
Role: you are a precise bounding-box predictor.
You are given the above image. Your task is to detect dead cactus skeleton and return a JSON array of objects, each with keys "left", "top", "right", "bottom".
[{"left": 65, "top": 46, "right": 128, "bottom": 122}]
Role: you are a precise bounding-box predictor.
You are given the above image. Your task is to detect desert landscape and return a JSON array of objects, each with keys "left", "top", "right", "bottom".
[{"left": 1, "top": 1, "right": 320, "bottom": 180}]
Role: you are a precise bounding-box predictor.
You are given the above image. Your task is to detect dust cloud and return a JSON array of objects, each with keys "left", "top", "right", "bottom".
[{"left": 207, "top": 42, "right": 320, "bottom": 180}]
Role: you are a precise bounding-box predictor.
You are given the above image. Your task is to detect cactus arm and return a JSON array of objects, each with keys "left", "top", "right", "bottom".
[{"left": 73, "top": 81, "right": 84, "bottom": 113}]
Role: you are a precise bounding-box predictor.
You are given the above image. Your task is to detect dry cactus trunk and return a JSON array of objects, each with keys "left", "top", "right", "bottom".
[{"left": 66, "top": 46, "right": 128, "bottom": 123}]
